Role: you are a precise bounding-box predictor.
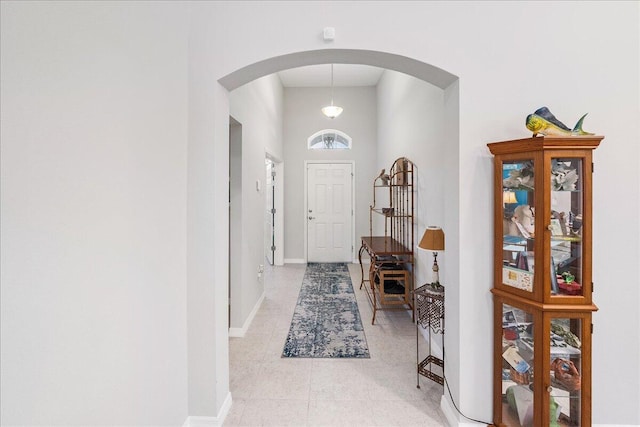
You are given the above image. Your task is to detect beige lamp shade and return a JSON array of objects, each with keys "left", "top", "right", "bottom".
[
  {"left": 503, "top": 191, "right": 518, "bottom": 204},
  {"left": 418, "top": 226, "right": 445, "bottom": 251}
]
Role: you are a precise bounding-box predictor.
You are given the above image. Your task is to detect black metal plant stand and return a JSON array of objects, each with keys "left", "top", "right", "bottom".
[{"left": 414, "top": 283, "right": 445, "bottom": 388}]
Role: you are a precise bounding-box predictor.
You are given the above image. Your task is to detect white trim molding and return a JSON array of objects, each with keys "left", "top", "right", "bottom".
[
  {"left": 183, "top": 392, "right": 232, "bottom": 427},
  {"left": 228, "top": 292, "right": 265, "bottom": 338},
  {"left": 284, "top": 258, "right": 306, "bottom": 264},
  {"left": 440, "top": 395, "right": 484, "bottom": 426}
]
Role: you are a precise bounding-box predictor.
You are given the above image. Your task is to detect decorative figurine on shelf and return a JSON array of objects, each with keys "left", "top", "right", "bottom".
[
  {"left": 551, "top": 211, "right": 568, "bottom": 235},
  {"left": 551, "top": 159, "right": 579, "bottom": 191},
  {"left": 551, "top": 358, "right": 581, "bottom": 391},
  {"left": 526, "top": 107, "right": 594, "bottom": 137},
  {"left": 570, "top": 212, "right": 583, "bottom": 235},
  {"left": 551, "top": 322, "right": 581, "bottom": 348},
  {"left": 377, "top": 169, "right": 390, "bottom": 186},
  {"left": 509, "top": 204, "right": 535, "bottom": 238},
  {"left": 561, "top": 271, "right": 575, "bottom": 284}
]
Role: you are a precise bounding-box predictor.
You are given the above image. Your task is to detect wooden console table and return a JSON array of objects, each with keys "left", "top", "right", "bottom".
[{"left": 358, "top": 236, "right": 414, "bottom": 324}]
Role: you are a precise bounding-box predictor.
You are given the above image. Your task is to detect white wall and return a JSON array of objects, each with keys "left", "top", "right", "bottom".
[
  {"left": 2, "top": 1, "right": 638, "bottom": 426},
  {"left": 0, "top": 2, "right": 189, "bottom": 425},
  {"left": 376, "top": 70, "right": 446, "bottom": 290},
  {"left": 638, "top": 2, "right": 640, "bottom": 407},
  {"left": 283, "top": 86, "right": 377, "bottom": 262},
  {"left": 229, "top": 120, "right": 243, "bottom": 329},
  {"left": 375, "top": 70, "right": 450, "bottom": 368},
  {"left": 229, "top": 75, "right": 284, "bottom": 330}
]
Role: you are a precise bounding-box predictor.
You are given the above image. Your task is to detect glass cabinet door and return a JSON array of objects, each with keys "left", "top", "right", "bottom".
[
  {"left": 500, "top": 303, "right": 536, "bottom": 427},
  {"left": 502, "top": 159, "right": 536, "bottom": 294},
  {"left": 548, "top": 317, "right": 584, "bottom": 426},
  {"left": 548, "top": 157, "right": 584, "bottom": 298}
]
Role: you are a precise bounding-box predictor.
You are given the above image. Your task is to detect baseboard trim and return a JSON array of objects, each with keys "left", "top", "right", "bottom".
[
  {"left": 183, "top": 392, "right": 232, "bottom": 427},
  {"left": 284, "top": 258, "right": 306, "bottom": 264},
  {"left": 441, "top": 394, "right": 458, "bottom": 426},
  {"left": 440, "top": 394, "right": 485, "bottom": 426},
  {"left": 229, "top": 292, "right": 265, "bottom": 338},
  {"left": 440, "top": 395, "right": 498, "bottom": 427}
]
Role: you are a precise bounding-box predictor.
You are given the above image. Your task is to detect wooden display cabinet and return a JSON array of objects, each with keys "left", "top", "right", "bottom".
[{"left": 488, "top": 136, "right": 602, "bottom": 426}]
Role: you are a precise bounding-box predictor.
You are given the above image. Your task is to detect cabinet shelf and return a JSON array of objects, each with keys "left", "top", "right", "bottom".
[{"left": 551, "top": 236, "right": 581, "bottom": 243}]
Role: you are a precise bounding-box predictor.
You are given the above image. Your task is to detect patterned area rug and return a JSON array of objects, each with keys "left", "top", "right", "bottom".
[{"left": 282, "top": 263, "right": 370, "bottom": 358}]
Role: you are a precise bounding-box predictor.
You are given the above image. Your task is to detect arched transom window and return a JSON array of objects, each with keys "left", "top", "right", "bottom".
[{"left": 307, "top": 129, "right": 352, "bottom": 150}]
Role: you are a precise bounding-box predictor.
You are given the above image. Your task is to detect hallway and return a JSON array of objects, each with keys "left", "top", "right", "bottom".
[{"left": 225, "top": 263, "right": 447, "bottom": 426}]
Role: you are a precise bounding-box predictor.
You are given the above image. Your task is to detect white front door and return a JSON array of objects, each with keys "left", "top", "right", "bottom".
[{"left": 307, "top": 163, "right": 353, "bottom": 263}]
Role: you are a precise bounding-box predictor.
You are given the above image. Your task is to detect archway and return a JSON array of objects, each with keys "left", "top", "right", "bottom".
[
  {"left": 187, "top": 48, "right": 461, "bottom": 423},
  {"left": 218, "top": 49, "right": 458, "bottom": 91}
]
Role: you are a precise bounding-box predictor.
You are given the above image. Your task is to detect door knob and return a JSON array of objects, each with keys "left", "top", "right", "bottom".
[{"left": 308, "top": 216, "right": 315, "bottom": 220}]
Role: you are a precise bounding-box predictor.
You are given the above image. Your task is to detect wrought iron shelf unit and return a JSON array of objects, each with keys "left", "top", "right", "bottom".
[
  {"left": 414, "top": 283, "right": 445, "bottom": 387},
  {"left": 358, "top": 157, "right": 416, "bottom": 324}
]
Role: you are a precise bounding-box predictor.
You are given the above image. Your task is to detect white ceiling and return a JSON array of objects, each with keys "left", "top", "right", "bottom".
[{"left": 277, "top": 64, "right": 385, "bottom": 87}]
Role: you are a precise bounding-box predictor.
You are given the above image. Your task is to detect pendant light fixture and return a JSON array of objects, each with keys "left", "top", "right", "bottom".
[{"left": 321, "top": 64, "right": 343, "bottom": 119}]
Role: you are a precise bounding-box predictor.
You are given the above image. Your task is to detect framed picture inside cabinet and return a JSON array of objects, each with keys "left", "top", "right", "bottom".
[{"left": 549, "top": 219, "right": 563, "bottom": 236}]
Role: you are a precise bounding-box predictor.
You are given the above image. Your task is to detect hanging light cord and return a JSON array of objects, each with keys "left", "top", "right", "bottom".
[{"left": 330, "top": 64, "right": 335, "bottom": 106}]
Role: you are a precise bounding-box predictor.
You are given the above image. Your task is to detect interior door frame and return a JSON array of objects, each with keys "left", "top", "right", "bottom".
[
  {"left": 266, "top": 151, "right": 284, "bottom": 266},
  {"left": 304, "top": 160, "right": 356, "bottom": 263},
  {"left": 264, "top": 158, "right": 275, "bottom": 265}
]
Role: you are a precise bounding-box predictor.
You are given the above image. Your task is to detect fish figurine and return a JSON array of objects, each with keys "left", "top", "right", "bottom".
[{"left": 526, "top": 107, "right": 593, "bottom": 136}]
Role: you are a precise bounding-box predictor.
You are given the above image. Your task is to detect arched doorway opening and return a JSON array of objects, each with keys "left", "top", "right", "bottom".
[
  {"left": 219, "top": 49, "right": 458, "bottom": 91},
  {"left": 187, "top": 48, "right": 461, "bottom": 422}
]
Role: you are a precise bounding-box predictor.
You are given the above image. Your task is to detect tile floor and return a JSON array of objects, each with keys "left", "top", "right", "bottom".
[{"left": 225, "top": 263, "right": 447, "bottom": 426}]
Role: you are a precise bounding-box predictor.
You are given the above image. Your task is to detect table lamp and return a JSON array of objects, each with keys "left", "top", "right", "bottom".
[
  {"left": 503, "top": 190, "right": 517, "bottom": 206},
  {"left": 418, "top": 226, "right": 445, "bottom": 288}
]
